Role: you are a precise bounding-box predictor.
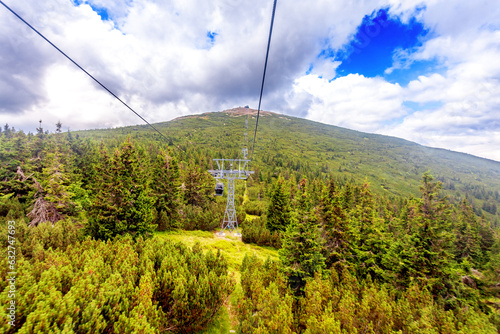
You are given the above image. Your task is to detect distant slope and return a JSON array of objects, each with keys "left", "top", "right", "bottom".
[{"left": 75, "top": 107, "right": 500, "bottom": 225}]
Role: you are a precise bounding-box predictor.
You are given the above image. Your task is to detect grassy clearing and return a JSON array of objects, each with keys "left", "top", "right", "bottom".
[
  {"left": 156, "top": 229, "right": 278, "bottom": 280},
  {"left": 156, "top": 229, "right": 279, "bottom": 333}
]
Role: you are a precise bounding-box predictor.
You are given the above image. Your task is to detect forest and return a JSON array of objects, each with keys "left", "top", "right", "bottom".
[{"left": 0, "top": 112, "right": 500, "bottom": 333}]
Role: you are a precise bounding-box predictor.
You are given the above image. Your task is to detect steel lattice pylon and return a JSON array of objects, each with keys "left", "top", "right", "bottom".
[
  {"left": 223, "top": 178, "right": 237, "bottom": 232},
  {"left": 209, "top": 159, "right": 253, "bottom": 235}
]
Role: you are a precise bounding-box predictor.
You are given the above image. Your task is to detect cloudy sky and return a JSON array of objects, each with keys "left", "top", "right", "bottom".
[{"left": 1, "top": 0, "right": 500, "bottom": 161}]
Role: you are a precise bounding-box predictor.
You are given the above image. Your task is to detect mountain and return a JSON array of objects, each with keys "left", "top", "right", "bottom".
[
  {"left": 75, "top": 107, "right": 500, "bottom": 225},
  {"left": 3, "top": 107, "right": 500, "bottom": 333}
]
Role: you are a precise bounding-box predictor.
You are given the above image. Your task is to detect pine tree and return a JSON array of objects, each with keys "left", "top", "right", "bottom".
[
  {"left": 279, "top": 212, "right": 325, "bottom": 295},
  {"left": 320, "top": 177, "right": 350, "bottom": 269},
  {"left": 238, "top": 255, "right": 294, "bottom": 333},
  {"left": 395, "top": 173, "right": 456, "bottom": 299},
  {"left": 266, "top": 175, "right": 292, "bottom": 232},
  {"left": 151, "top": 149, "right": 180, "bottom": 230},
  {"left": 454, "top": 199, "right": 483, "bottom": 266},
  {"left": 88, "top": 138, "right": 155, "bottom": 239}
]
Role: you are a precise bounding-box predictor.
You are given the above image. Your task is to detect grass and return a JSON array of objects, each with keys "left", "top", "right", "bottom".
[
  {"left": 196, "top": 307, "right": 233, "bottom": 334},
  {"left": 194, "top": 284, "right": 244, "bottom": 334},
  {"left": 156, "top": 229, "right": 278, "bottom": 279},
  {"left": 156, "top": 229, "right": 280, "bottom": 333}
]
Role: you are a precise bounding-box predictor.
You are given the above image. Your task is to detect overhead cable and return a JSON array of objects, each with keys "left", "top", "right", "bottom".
[
  {"left": 0, "top": 0, "right": 173, "bottom": 144},
  {"left": 250, "top": 0, "right": 278, "bottom": 160}
]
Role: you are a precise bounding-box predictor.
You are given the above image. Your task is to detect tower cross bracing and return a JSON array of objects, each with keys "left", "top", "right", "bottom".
[{"left": 209, "top": 159, "right": 254, "bottom": 234}]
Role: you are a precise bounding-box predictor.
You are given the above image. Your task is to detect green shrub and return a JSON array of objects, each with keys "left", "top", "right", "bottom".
[
  {"left": 243, "top": 200, "right": 266, "bottom": 216},
  {"left": 0, "top": 194, "right": 26, "bottom": 220},
  {"left": 0, "top": 235, "right": 234, "bottom": 333},
  {"left": 180, "top": 203, "right": 224, "bottom": 231},
  {"left": 237, "top": 255, "right": 294, "bottom": 333},
  {"left": 242, "top": 217, "right": 281, "bottom": 248}
]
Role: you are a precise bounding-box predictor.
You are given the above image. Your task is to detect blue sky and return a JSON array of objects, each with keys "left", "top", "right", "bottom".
[
  {"left": 73, "top": 0, "right": 110, "bottom": 20},
  {"left": 326, "top": 7, "right": 444, "bottom": 89},
  {"left": 335, "top": 9, "right": 429, "bottom": 80},
  {"left": 329, "top": 9, "right": 444, "bottom": 117},
  {"left": 1, "top": 0, "right": 500, "bottom": 161}
]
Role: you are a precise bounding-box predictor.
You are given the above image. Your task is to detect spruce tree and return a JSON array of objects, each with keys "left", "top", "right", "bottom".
[
  {"left": 41, "top": 151, "right": 73, "bottom": 212},
  {"left": 279, "top": 212, "right": 325, "bottom": 295},
  {"left": 349, "top": 182, "right": 391, "bottom": 281},
  {"left": 151, "top": 148, "right": 180, "bottom": 230},
  {"left": 0, "top": 132, "right": 32, "bottom": 200},
  {"left": 181, "top": 163, "right": 213, "bottom": 208},
  {"left": 455, "top": 199, "right": 483, "bottom": 266},
  {"left": 88, "top": 138, "right": 155, "bottom": 240},
  {"left": 395, "top": 173, "right": 456, "bottom": 299},
  {"left": 320, "top": 177, "right": 350, "bottom": 269},
  {"left": 27, "top": 150, "right": 75, "bottom": 226},
  {"left": 297, "top": 177, "right": 313, "bottom": 214},
  {"left": 266, "top": 175, "right": 292, "bottom": 232}
]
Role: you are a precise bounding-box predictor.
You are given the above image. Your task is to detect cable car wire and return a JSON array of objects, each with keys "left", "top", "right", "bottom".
[
  {"left": 250, "top": 0, "right": 278, "bottom": 160},
  {"left": 0, "top": 0, "right": 174, "bottom": 145}
]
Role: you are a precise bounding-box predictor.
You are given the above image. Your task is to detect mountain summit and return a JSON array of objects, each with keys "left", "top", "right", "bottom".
[{"left": 77, "top": 108, "right": 500, "bottom": 225}]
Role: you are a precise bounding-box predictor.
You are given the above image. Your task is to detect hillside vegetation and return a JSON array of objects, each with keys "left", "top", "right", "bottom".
[
  {"left": 76, "top": 107, "right": 500, "bottom": 225},
  {"left": 0, "top": 110, "right": 500, "bottom": 333}
]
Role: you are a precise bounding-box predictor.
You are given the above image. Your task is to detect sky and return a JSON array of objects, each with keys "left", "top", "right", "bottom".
[{"left": 1, "top": 0, "right": 500, "bottom": 161}]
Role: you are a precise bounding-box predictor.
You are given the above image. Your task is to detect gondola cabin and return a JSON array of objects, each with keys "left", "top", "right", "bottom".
[{"left": 215, "top": 182, "right": 224, "bottom": 196}]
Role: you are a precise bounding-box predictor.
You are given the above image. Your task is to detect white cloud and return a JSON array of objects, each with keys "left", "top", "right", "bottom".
[
  {"left": 299, "top": 0, "right": 500, "bottom": 161},
  {"left": 1, "top": 0, "right": 500, "bottom": 161},
  {"left": 297, "top": 74, "right": 405, "bottom": 132},
  {"left": 379, "top": 11, "right": 500, "bottom": 161},
  {"left": 309, "top": 59, "right": 341, "bottom": 80},
  {"left": 1, "top": 0, "right": 385, "bottom": 121}
]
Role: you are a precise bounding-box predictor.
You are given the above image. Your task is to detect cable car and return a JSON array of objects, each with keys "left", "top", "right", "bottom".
[{"left": 215, "top": 182, "right": 224, "bottom": 196}]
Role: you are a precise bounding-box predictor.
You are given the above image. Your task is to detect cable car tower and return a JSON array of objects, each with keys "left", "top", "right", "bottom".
[
  {"left": 208, "top": 0, "right": 277, "bottom": 235},
  {"left": 209, "top": 154, "right": 253, "bottom": 235}
]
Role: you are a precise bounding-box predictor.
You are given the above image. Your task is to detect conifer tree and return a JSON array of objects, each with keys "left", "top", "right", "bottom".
[
  {"left": 279, "top": 212, "right": 325, "bottom": 295},
  {"left": 455, "top": 199, "right": 483, "bottom": 266},
  {"left": 395, "top": 173, "right": 456, "bottom": 299},
  {"left": 478, "top": 222, "right": 495, "bottom": 267},
  {"left": 181, "top": 163, "right": 213, "bottom": 208},
  {"left": 27, "top": 150, "right": 76, "bottom": 226},
  {"left": 88, "top": 138, "right": 155, "bottom": 239},
  {"left": 41, "top": 152, "right": 73, "bottom": 212},
  {"left": 0, "top": 132, "right": 32, "bottom": 200},
  {"left": 296, "top": 177, "right": 313, "bottom": 214},
  {"left": 151, "top": 148, "right": 180, "bottom": 230},
  {"left": 238, "top": 254, "right": 294, "bottom": 333},
  {"left": 3, "top": 123, "right": 11, "bottom": 138},
  {"left": 266, "top": 175, "right": 292, "bottom": 232},
  {"left": 349, "top": 182, "right": 391, "bottom": 281},
  {"left": 320, "top": 177, "right": 350, "bottom": 269}
]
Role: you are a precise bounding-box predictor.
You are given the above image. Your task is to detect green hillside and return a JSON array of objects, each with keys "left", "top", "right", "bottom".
[
  {"left": 2, "top": 108, "right": 500, "bottom": 333},
  {"left": 76, "top": 107, "right": 500, "bottom": 225}
]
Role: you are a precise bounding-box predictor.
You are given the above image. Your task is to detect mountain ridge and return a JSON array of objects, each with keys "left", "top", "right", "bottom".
[
  {"left": 75, "top": 107, "right": 500, "bottom": 224},
  {"left": 176, "top": 107, "right": 500, "bottom": 164},
  {"left": 166, "top": 109, "right": 500, "bottom": 179}
]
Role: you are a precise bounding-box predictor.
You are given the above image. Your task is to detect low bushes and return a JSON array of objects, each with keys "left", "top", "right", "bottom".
[
  {"left": 241, "top": 217, "right": 281, "bottom": 248},
  {"left": 243, "top": 200, "right": 267, "bottom": 216},
  {"left": 236, "top": 256, "right": 498, "bottom": 334},
  {"left": 0, "top": 220, "right": 235, "bottom": 334}
]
